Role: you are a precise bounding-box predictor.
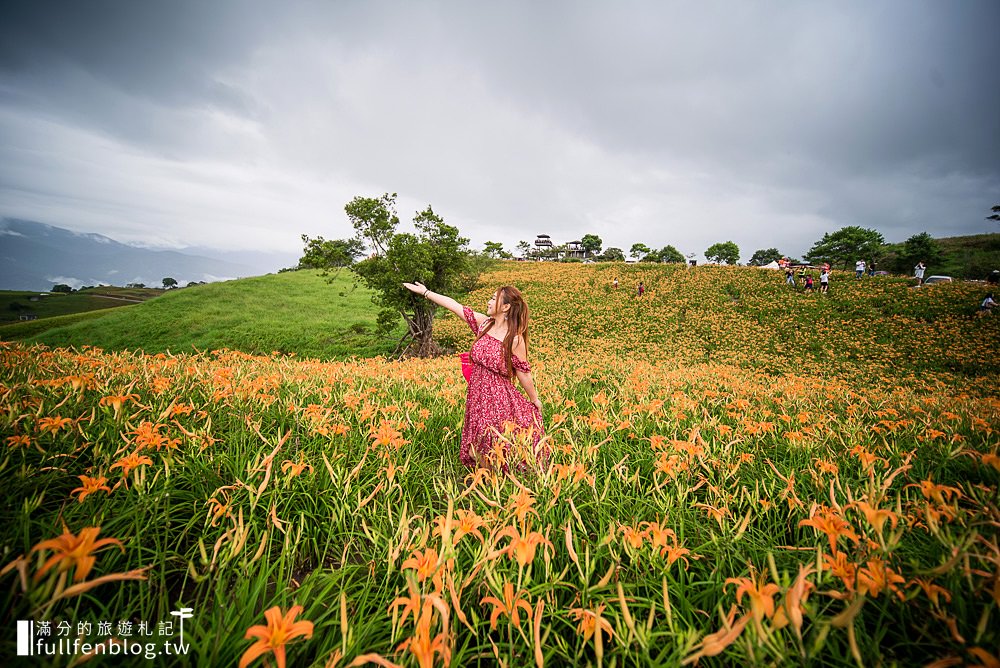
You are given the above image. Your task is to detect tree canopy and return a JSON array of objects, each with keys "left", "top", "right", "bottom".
[
  {"left": 299, "top": 236, "right": 365, "bottom": 279},
  {"left": 705, "top": 241, "right": 740, "bottom": 265},
  {"left": 580, "top": 234, "right": 603, "bottom": 257},
  {"left": 748, "top": 248, "right": 783, "bottom": 266},
  {"left": 629, "top": 243, "right": 650, "bottom": 259},
  {"left": 601, "top": 247, "right": 625, "bottom": 261},
  {"left": 341, "top": 193, "right": 473, "bottom": 357},
  {"left": 483, "top": 241, "right": 510, "bottom": 259},
  {"left": 803, "top": 226, "right": 885, "bottom": 269}
]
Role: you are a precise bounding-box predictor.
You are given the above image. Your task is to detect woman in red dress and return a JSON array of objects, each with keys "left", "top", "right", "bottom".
[{"left": 402, "top": 281, "right": 545, "bottom": 469}]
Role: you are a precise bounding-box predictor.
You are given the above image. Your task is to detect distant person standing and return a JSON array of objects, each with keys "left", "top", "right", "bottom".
[
  {"left": 785, "top": 267, "right": 796, "bottom": 286},
  {"left": 820, "top": 268, "right": 830, "bottom": 293},
  {"left": 855, "top": 259, "right": 866, "bottom": 278},
  {"left": 804, "top": 275, "right": 814, "bottom": 293},
  {"left": 982, "top": 293, "right": 996, "bottom": 312},
  {"left": 637, "top": 281, "right": 645, "bottom": 297},
  {"left": 868, "top": 260, "right": 877, "bottom": 277},
  {"left": 613, "top": 278, "right": 619, "bottom": 289},
  {"left": 914, "top": 261, "right": 926, "bottom": 286}
]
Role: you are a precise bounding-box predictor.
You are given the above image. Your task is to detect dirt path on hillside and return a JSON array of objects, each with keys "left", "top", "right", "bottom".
[{"left": 90, "top": 294, "right": 145, "bottom": 303}]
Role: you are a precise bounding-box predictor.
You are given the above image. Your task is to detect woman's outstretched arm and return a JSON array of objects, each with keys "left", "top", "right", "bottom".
[{"left": 402, "top": 282, "right": 466, "bottom": 319}]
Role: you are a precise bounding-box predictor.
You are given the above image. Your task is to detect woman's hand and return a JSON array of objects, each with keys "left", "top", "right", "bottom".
[
  {"left": 402, "top": 282, "right": 427, "bottom": 295},
  {"left": 531, "top": 398, "right": 543, "bottom": 412}
]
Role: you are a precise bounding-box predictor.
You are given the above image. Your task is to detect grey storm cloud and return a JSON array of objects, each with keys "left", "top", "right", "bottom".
[{"left": 1, "top": 0, "right": 998, "bottom": 260}]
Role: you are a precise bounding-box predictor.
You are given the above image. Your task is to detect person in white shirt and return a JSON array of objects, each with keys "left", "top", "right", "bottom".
[
  {"left": 914, "top": 261, "right": 926, "bottom": 285},
  {"left": 855, "top": 260, "right": 865, "bottom": 278},
  {"left": 982, "top": 293, "right": 996, "bottom": 312}
]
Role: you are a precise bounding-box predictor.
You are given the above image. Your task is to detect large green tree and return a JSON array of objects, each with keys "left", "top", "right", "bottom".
[
  {"left": 804, "top": 226, "right": 885, "bottom": 269},
  {"left": 298, "top": 235, "right": 365, "bottom": 280},
  {"left": 580, "top": 234, "right": 603, "bottom": 257},
  {"left": 629, "top": 243, "right": 651, "bottom": 260},
  {"left": 340, "top": 193, "right": 474, "bottom": 357},
  {"left": 900, "top": 232, "right": 942, "bottom": 267},
  {"left": 657, "top": 245, "right": 685, "bottom": 263},
  {"left": 601, "top": 247, "right": 625, "bottom": 261},
  {"left": 483, "top": 241, "right": 511, "bottom": 259},
  {"left": 748, "top": 248, "right": 783, "bottom": 266},
  {"left": 705, "top": 241, "right": 740, "bottom": 265}
]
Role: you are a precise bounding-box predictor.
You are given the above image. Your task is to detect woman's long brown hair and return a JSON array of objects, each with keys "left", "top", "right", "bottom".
[{"left": 473, "top": 286, "right": 529, "bottom": 378}]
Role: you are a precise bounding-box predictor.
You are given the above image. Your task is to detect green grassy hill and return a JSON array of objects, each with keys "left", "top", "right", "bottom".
[
  {"left": 6, "top": 261, "right": 998, "bottom": 380},
  {"left": 1, "top": 270, "right": 404, "bottom": 359},
  {"left": 935, "top": 232, "right": 1000, "bottom": 278}
]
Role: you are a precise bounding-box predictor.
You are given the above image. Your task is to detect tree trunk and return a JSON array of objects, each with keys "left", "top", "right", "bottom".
[{"left": 401, "top": 308, "right": 442, "bottom": 358}]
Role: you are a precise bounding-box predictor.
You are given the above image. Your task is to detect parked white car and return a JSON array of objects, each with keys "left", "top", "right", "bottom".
[{"left": 923, "top": 275, "right": 953, "bottom": 285}]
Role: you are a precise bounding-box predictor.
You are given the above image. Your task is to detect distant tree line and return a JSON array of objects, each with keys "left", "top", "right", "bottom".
[{"left": 49, "top": 278, "right": 201, "bottom": 293}]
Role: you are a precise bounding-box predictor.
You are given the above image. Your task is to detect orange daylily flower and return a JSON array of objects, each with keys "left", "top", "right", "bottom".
[
  {"left": 799, "top": 507, "right": 859, "bottom": 553},
  {"left": 909, "top": 577, "right": 952, "bottom": 607},
  {"left": 620, "top": 524, "right": 644, "bottom": 550},
  {"left": 206, "top": 492, "right": 232, "bottom": 526},
  {"left": 110, "top": 451, "right": 153, "bottom": 477},
  {"left": 682, "top": 606, "right": 750, "bottom": 665},
  {"left": 857, "top": 559, "right": 905, "bottom": 600},
  {"left": 823, "top": 551, "right": 857, "bottom": 592},
  {"left": 99, "top": 394, "right": 138, "bottom": 414},
  {"left": 433, "top": 509, "right": 486, "bottom": 545},
  {"left": 129, "top": 421, "right": 180, "bottom": 451},
  {"left": 397, "top": 599, "right": 451, "bottom": 668},
  {"left": 640, "top": 521, "right": 676, "bottom": 550},
  {"left": 30, "top": 525, "right": 124, "bottom": 582},
  {"left": 281, "top": 457, "right": 313, "bottom": 478},
  {"left": 507, "top": 489, "right": 537, "bottom": 523},
  {"left": 239, "top": 605, "right": 314, "bottom": 668},
  {"left": 480, "top": 581, "right": 533, "bottom": 630},
  {"left": 853, "top": 501, "right": 899, "bottom": 536},
  {"left": 568, "top": 604, "right": 614, "bottom": 644},
  {"left": 725, "top": 572, "right": 781, "bottom": 629},
  {"left": 496, "top": 526, "right": 551, "bottom": 567},
  {"left": 661, "top": 541, "right": 692, "bottom": 569},
  {"left": 71, "top": 475, "right": 111, "bottom": 503},
  {"left": 910, "top": 479, "right": 963, "bottom": 505},
  {"left": 370, "top": 421, "right": 408, "bottom": 449},
  {"left": 401, "top": 548, "right": 441, "bottom": 585},
  {"left": 37, "top": 416, "right": 74, "bottom": 435},
  {"left": 6, "top": 434, "right": 31, "bottom": 448}
]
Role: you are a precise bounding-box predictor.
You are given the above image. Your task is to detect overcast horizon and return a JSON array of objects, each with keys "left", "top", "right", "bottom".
[{"left": 1, "top": 1, "right": 999, "bottom": 264}]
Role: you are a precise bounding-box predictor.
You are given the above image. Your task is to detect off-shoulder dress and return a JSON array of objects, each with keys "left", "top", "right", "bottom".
[{"left": 459, "top": 306, "right": 545, "bottom": 469}]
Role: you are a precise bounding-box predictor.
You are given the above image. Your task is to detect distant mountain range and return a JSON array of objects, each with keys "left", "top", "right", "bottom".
[{"left": 0, "top": 219, "right": 299, "bottom": 291}]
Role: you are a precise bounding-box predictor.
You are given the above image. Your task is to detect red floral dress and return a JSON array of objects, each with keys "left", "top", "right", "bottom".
[{"left": 460, "top": 306, "right": 545, "bottom": 469}]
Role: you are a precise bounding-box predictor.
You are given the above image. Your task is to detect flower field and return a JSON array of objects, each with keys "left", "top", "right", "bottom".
[{"left": 2, "top": 263, "right": 999, "bottom": 666}]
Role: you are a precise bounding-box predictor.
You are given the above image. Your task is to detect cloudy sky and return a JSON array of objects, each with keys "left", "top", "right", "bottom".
[{"left": 1, "top": 1, "right": 998, "bottom": 264}]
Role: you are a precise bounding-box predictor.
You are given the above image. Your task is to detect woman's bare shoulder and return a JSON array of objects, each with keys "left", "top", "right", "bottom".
[{"left": 511, "top": 334, "right": 528, "bottom": 357}]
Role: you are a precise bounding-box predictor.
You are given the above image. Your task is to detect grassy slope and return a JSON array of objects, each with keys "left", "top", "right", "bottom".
[
  {"left": 935, "top": 232, "right": 1000, "bottom": 278},
  {"left": 5, "top": 261, "right": 999, "bottom": 378},
  {"left": 3, "top": 270, "right": 403, "bottom": 359},
  {"left": 436, "top": 262, "right": 1000, "bottom": 380}
]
